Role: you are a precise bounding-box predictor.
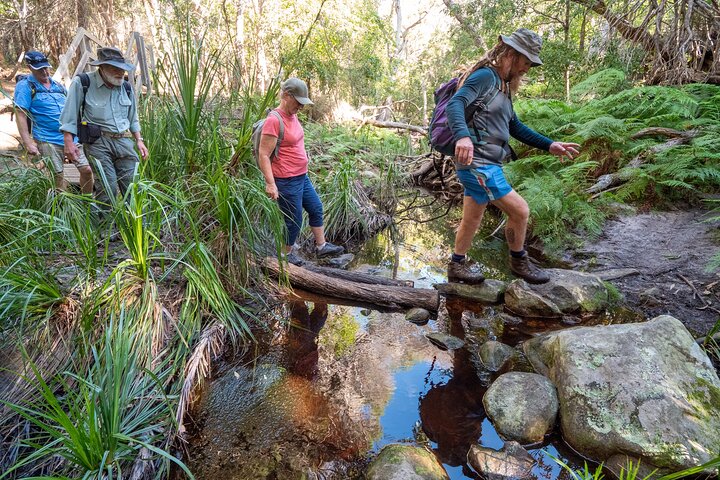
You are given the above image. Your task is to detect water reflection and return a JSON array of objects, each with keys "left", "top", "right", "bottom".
[{"left": 286, "top": 301, "right": 328, "bottom": 379}]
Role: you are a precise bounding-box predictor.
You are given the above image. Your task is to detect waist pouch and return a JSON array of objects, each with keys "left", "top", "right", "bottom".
[{"left": 77, "top": 121, "right": 101, "bottom": 145}]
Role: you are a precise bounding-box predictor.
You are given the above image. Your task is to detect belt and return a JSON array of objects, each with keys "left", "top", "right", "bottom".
[{"left": 101, "top": 130, "right": 133, "bottom": 139}]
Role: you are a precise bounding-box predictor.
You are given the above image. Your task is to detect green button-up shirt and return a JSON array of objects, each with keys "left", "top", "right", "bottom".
[{"left": 59, "top": 70, "right": 140, "bottom": 135}]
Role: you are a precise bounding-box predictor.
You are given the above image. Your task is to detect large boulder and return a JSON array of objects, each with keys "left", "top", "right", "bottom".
[
  {"left": 467, "top": 441, "right": 536, "bottom": 480},
  {"left": 477, "top": 341, "right": 516, "bottom": 372},
  {"left": 483, "top": 372, "right": 558, "bottom": 444},
  {"left": 505, "top": 269, "right": 609, "bottom": 317},
  {"left": 523, "top": 315, "right": 720, "bottom": 472},
  {"left": 366, "top": 444, "right": 449, "bottom": 480}
]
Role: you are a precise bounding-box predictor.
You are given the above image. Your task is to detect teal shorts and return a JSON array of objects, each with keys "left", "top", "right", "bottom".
[{"left": 456, "top": 165, "right": 512, "bottom": 204}]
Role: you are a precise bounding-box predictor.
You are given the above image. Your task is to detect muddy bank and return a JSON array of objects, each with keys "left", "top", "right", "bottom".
[{"left": 571, "top": 209, "right": 720, "bottom": 335}]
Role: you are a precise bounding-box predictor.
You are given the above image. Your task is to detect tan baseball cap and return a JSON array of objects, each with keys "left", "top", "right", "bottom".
[{"left": 282, "top": 77, "right": 314, "bottom": 105}]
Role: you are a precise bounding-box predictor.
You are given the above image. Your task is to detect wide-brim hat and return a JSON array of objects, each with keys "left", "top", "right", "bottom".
[
  {"left": 25, "top": 51, "right": 52, "bottom": 70},
  {"left": 89, "top": 47, "right": 136, "bottom": 71},
  {"left": 282, "top": 77, "right": 314, "bottom": 105},
  {"left": 500, "top": 28, "right": 543, "bottom": 67}
]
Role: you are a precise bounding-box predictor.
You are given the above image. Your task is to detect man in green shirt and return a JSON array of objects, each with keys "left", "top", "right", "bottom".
[{"left": 59, "top": 47, "right": 148, "bottom": 205}]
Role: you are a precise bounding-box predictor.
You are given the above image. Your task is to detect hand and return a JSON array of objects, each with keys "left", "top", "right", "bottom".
[
  {"left": 454, "top": 137, "right": 474, "bottom": 165},
  {"left": 26, "top": 142, "right": 40, "bottom": 156},
  {"left": 137, "top": 140, "right": 149, "bottom": 160},
  {"left": 549, "top": 142, "right": 581, "bottom": 162},
  {"left": 265, "top": 182, "right": 278, "bottom": 200},
  {"left": 64, "top": 141, "right": 80, "bottom": 162}
]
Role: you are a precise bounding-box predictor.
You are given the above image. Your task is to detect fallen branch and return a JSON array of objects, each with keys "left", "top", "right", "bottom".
[
  {"left": 586, "top": 129, "right": 698, "bottom": 194},
  {"left": 261, "top": 257, "right": 439, "bottom": 311},
  {"left": 304, "top": 264, "right": 414, "bottom": 287},
  {"left": 359, "top": 118, "right": 427, "bottom": 135}
]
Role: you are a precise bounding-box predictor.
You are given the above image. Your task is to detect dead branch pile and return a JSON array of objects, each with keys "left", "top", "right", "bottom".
[{"left": 404, "top": 151, "right": 464, "bottom": 202}]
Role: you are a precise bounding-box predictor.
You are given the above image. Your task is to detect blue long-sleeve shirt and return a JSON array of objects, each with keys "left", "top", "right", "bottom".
[{"left": 446, "top": 67, "right": 553, "bottom": 167}]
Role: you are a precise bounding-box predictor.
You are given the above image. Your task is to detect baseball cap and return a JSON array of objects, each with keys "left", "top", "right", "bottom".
[{"left": 25, "top": 51, "right": 52, "bottom": 70}]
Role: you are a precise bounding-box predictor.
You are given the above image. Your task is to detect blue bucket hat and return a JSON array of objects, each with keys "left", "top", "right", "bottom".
[
  {"left": 25, "top": 51, "right": 52, "bottom": 70},
  {"left": 89, "top": 47, "right": 135, "bottom": 71}
]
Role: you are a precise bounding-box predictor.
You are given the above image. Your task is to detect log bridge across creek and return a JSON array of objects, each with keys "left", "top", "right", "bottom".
[{"left": 261, "top": 257, "right": 440, "bottom": 311}]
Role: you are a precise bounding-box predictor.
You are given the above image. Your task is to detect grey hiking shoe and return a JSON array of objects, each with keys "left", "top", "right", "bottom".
[
  {"left": 284, "top": 252, "right": 305, "bottom": 266},
  {"left": 316, "top": 242, "right": 344, "bottom": 258},
  {"left": 447, "top": 259, "right": 485, "bottom": 284},
  {"left": 509, "top": 254, "right": 549, "bottom": 284}
]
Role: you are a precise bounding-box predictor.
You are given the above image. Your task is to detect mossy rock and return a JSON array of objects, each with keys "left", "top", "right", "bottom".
[
  {"left": 366, "top": 444, "right": 449, "bottom": 480},
  {"left": 523, "top": 315, "right": 720, "bottom": 472}
]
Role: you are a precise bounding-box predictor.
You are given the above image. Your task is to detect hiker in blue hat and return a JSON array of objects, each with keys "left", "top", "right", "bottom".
[
  {"left": 59, "top": 47, "right": 148, "bottom": 207},
  {"left": 13, "top": 50, "right": 93, "bottom": 194},
  {"left": 445, "top": 29, "right": 580, "bottom": 285}
]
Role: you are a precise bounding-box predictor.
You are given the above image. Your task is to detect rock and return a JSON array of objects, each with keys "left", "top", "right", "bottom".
[
  {"left": 467, "top": 441, "right": 535, "bottom": 480},
  {"left": 523, "top": 315, "right": 720, "bottom": 472},
  {"left": 366, "top": 444, "right": 449, "bottom": 480},
  {"left": 482, "top": 372, "right": 558, "bottom": 444},
  {"left": 461, "top": 311, "right": 504, "bottom": 342},
  {"left": 639, "top": 287, "right": 661, "bottom": 307},
  {"left": 478, "top": 341, "right": 516, "bottom": 372},
  {"left": 505, "top": 269, "right": 609, "bottom": 317},
  {"left": 433, "top": 279, "right": 507, "bottom": 303},
  {"left": 318, "top": 253, "right": 355, "bottom": 269},
  {"left": 425, "top": 333, "right": 465, "bottom": 351},
  {"left": 504, "top": 280, "right": 562, "bottom": 317},
  {"left": 406, "top": 308, "right": 431, "bottom": 325},
  {"left": 594, "top": 268, "right": 640, "bottom": 281}
]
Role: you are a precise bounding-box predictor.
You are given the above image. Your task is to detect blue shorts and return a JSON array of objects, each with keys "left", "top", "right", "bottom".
[{"left": 456, "top": 165, "right": 512, "bottom": 204}]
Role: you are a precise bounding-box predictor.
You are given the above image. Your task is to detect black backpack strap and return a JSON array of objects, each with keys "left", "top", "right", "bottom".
[
  {"left": 123, "top": 81, "right": 132, "bottom": 98},
  {"left": 77, "top": 73, "right": 91, "bottom": 121}
]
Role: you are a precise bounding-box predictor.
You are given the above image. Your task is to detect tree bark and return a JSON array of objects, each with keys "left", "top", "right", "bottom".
[
  {"left": 262, "top": 257, "right": 439, "bottom": 311},
  {"left": 304, "top": 264, "right": 415, "bottom": 287},
  {"left": 441, "top": 0, "right": 488, "bottom": 51}
]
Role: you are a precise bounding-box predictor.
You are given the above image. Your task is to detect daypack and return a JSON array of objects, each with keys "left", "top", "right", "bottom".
[
  {"left": 11, "top": 74, "right": 67, "bottom": 132},
  {"left": 77, "top": 72, "right": 132, "bottom": 103},
  {"left": 251, "top": 109, "right": 284, "bottom": 165},
  {"left": 428, "top": 67, "right": 502, "bottom": 154}
]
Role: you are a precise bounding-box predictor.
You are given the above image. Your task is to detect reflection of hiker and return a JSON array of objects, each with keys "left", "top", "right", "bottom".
[
  {"left": 257, "top": 78, "right": 344, "bottom": 266},
  {"left": 13, "top": 51, "right": 93, "bottom": 194},
  {"left": 418, "top": 302, "right": 484, "bottom": 473},
  {"left": 286, "top": 301, "right": 328, "bottom": 378},
  {"left": 59, "top": 47, "right": 148, "bottom": 206},
  {"left": 445, "top": 29, "right": 580, "bottom": 285}
]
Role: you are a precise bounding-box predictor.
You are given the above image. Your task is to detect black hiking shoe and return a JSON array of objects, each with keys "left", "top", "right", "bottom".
[
  {"left": 509, "top": 254, "right": 550, "bottom": 284},
  {"left": 447, "top": 259, "right": 485, "bottom": 284},
  {"left": 316, "top": 242, "right": 345, "bottom": 258}
]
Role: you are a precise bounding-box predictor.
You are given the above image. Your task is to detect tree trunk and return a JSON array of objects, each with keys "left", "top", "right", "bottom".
[
  {"left": 304, "top": 264, "right": 414, "bottom": 287},
  {"left": 262, "top": 257, "right": 439, "bottom": 311}
]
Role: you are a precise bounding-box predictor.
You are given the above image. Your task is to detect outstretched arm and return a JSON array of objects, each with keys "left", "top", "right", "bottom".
[{"left": 509, "top": 113, "right": 579, "bottom": 161}]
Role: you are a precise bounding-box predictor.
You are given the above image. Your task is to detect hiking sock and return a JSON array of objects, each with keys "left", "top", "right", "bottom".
[
  {"left": 451, "top": 253, "right": 466, "bottom": 263},
  {"left": 510, "top": 249, "right": 527, "bottom": 258},
  {"left": 316, "top": 242, "right": 326, "bottom": 251}
]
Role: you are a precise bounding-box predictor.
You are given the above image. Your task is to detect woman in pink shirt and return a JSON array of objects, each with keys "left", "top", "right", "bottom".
[{"left": 258, "top": 78, "right": 344, "bottom": 265}]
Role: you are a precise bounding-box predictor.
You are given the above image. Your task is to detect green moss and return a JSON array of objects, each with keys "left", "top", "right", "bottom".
[{"left": 603, "top": 281, "right": 623, "bottom": 306}]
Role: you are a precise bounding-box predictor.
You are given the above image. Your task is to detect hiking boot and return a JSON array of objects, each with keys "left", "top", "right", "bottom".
[
  {"left": 316, "top": 242, "right": 344, "bottom": 258},
  {"left": 447, "top": 259, "right": 485, "bottom": 284},
  {"left": 509, "top": 254, "right": 550, "bottom": 284},
  {"left": 284, "top": 252, "right": 305, "bottom": 266}
]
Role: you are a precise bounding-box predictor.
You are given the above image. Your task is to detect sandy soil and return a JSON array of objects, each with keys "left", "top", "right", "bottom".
[{"left": 572, "top": 208, "right": 720, "bottom": 335}]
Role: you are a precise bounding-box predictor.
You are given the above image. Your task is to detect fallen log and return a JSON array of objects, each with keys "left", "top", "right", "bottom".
[
  {"left": 262, "top": 257, "right": 439, "bottom": 311},
  {"left": 304, "top": 264, "right": 414, "bottom": 287},
  {"left": 586, "top": 129, "right": 698, "bottom": 194},
  {"left": 360, "top": 119, "right": 427, "bottom": 135}
]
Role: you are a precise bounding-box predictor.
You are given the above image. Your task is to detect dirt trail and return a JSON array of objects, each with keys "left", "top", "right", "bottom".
[{"left": 572, "top": 209, "right": 720, "bottom": 335}]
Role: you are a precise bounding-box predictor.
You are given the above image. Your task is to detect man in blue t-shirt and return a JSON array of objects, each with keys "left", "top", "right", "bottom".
[{"left": 14, "top": 51, "right": 93, "bottom": 194}]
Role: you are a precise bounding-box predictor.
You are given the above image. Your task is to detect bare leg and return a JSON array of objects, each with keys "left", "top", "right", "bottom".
[
  {"left": 310, "top": 226, "right": 326, "bottom": 247},
  {"left": 77, "top": 165, "right": 94, "bottom": 195},
  {"left": 490, "top": 190, "right": 529, "bottom": 252},
  {"left": 453, "top": 195, "right": 488, "bottom": 255}
]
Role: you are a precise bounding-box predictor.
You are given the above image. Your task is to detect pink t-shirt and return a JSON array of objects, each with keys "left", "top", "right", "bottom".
[{"left": 261, "top": 109, "right": 309, "bottom": 178}]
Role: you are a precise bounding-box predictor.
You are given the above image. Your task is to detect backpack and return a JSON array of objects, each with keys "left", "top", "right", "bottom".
[
  {"left": 11, "top": 74, "right": 67, "bottom": 132},
  {"left": 428, "top": 67, "right": 502, "bottom": 154},
  {"left": 77, "top": 72, "right": 132, "bottom": 105},
  {"left": 251, "top": 109, "right": 284, "bottom": 165}
]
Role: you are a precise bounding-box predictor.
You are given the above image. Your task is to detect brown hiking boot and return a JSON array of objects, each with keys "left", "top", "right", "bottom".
[
  {"left": 509, "top": 255, "right": 550, "bottom": 284},
  {"left": 447, "top": 259, "right": 485, "bottom": 284}
]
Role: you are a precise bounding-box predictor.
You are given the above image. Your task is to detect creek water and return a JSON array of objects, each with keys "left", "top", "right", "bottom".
[{"left": 186, "top": 203, "right": 634, "bottom": 479}]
